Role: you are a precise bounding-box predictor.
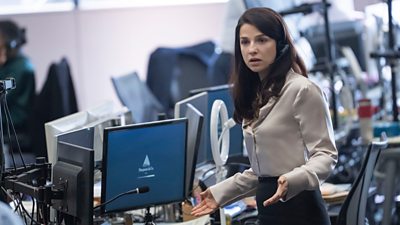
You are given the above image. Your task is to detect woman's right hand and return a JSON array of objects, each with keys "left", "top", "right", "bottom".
[{"left": 191, "top": 189, "right": 219, "bottom": 217}]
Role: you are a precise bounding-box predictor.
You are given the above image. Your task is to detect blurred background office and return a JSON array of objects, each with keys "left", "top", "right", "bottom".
[
  {"left": 0, "top": 0, "right": 392, "bottom": 112},
  {"left": 0, "top": 0, "right": 389, "bottom": 111},
  {"left": 0, "top": 0, "right": 399, "bottom": 224}
]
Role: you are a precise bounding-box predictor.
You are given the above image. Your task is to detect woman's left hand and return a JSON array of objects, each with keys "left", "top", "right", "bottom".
[{"left": 263, "top": 176, "right": 288, "bottom": 207}]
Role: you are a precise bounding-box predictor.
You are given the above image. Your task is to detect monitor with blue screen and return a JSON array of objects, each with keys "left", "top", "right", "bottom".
[
  {"left": 101, "top": 118, "right": 187, "bottom": 213},
  {"left": 175, "top": 84, "right": 243, "bottom": 166},
  {"left": 203, "top": 85, "right": 243, "bottom": 158}
]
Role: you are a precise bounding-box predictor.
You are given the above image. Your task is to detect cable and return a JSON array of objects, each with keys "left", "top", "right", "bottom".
[
  {"left": 0, "top": 93, "right": 6, "bottom": 182},
  {"left": 94, "top": 186, "right": 149, "bottom": 210},
  {"left": 0, "top": 92, "right": 27, "bottom": 173},
  {"left": 31, "top": 196, "right": 35, "bottom": 225},
  {"left": 12, "top": 193, "right": 26, "bottom": 222},
  {"left": 1, "top": 186, "right": 20, "bottom": 215},
  {"left": 2, "top": 99, "right": 17, "bottom": 171},
  {"left": 21, "top": 203, "right": 40, "bottom": 225},
  {"left": 2, "top": 187, "right": 42, "bottom": 225},
  {"left": 4, "top": 95, "right": 26, "bottom": 169},
  {"left": 217, "top": 118, "right": 236, "bottom": 150},
  {"left": 17, "top": 194, "right": 30, "bottom": 225}
]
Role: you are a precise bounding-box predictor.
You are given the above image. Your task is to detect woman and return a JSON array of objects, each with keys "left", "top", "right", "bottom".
[{"left": 191, "top": 8, "right": 337, "bottom": 225}]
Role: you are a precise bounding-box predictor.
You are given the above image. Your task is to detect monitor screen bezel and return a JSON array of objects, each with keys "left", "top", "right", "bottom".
[
  {"left": 184, "top": 104, "right": 204, "bottom": 197},
  {"left": 189, "top": 84, "right": 232, "bottom": 96}
]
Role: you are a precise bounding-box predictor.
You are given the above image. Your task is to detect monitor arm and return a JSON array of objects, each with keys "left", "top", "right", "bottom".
[{"left": 1, "top": 161, "right": 63, "bottom": 223}]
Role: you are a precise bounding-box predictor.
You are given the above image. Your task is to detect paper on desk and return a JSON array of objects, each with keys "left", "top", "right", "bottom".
[
  {"left": 320, "top": 182, "right": 351, "bottom": 196},
  {"left": 320, "top": 183, "right": 351, "bottom": 204},
  {"left": 156, "top": 215, "right": 210, "bottom": 225}
]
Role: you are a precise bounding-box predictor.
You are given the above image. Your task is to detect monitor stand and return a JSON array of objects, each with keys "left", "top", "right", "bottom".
[{"left": 144, "top": 207, "right": 156, "bottom": 225}]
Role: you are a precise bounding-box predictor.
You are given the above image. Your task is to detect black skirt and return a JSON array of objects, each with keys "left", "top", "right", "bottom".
[{"left": 256, "top": 177, "right": 331, "bottom": 225}]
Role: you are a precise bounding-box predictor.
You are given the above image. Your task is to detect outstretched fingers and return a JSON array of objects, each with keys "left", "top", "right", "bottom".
[
  {"left": 191, "top": 189, "right": 219, "bottom": 217},
  {"left": 191, "top": 202, "right": 214, "bottom": 216}
]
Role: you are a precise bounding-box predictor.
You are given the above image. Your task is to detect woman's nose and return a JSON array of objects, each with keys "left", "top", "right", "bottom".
[{"left": 248, "top": 42, "right": 257, "bottom": 54}]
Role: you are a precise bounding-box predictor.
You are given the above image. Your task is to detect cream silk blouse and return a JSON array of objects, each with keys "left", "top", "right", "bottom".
[{"left": 210, "top": 70, "right": 338, "bottom": 206}]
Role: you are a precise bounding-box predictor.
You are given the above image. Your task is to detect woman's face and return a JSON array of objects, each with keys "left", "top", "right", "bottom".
[{"left": 239, "top": 23, "right": 276, "bottom": 80}]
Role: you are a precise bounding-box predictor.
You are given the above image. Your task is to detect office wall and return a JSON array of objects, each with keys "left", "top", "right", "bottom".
[{"left": 0, "top": 3, "right": 226, "bottom": 110}]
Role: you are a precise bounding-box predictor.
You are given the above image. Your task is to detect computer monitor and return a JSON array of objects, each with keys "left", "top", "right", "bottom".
[
  {"left": 52, "top": 141, "right": 94, "bottom": 225},
  {"left": 101, "top": 118, "right": 187, "bottom": 214},
  {"left": 86, "top": 100, "right": 131, "bottom": 123},
  {"left": 57, "top": 127, "right": 94, "bottom": 150},
  {"left": 174, "top": 92, "right": 208, "bottom": 164},
  {"left": 45, "top": 101, "right": 130, "bottom": 165},
  {"left": 202, "top": 85, "right": 243, "bottom": 159},
  {"left": 82, "top": 117, "right": 122, "bottom": 162},
  {"left": 184, "top": 104, "right": 204, "bottom": 197},
  {"left": 175, "top": 84, "right": 243, "bottom": 166},
  {"left": 45, "top": 111, "right": 90, "bottom": 165}
]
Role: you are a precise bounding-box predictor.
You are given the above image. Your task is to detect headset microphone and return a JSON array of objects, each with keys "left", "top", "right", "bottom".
[{"left": 275, "top": 44, "right": 289, "bottom": 62}]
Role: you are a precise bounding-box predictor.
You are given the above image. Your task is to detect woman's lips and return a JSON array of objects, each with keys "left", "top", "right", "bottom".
[{"left": 249, "top": 58, "right": 262, "bottom": 66}]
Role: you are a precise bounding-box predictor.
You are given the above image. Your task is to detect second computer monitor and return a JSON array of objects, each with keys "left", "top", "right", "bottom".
[
  {"left": 175, "top": 84, "right": 243, "bottom": 166},
  {"left": 184, "top": 103, "right": 204, "bottom": 197}
]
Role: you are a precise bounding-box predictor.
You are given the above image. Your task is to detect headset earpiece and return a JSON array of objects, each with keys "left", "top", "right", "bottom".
[
  {"left": 275, "top": 41, "right": 289, "bottom": 61},
  {"left": 274, "top": 13, "right": 290, "bottom": 62},
  {"left": 8, "top": 39, "right": 18, "bottom": 49},
  {"left": 5, "top": 28, "right": 25, "bottom": 50}
]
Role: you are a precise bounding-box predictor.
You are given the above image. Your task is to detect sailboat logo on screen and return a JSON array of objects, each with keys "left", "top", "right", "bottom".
[{"left": 138, "top": 155, "right": 155, "bottom": 179}]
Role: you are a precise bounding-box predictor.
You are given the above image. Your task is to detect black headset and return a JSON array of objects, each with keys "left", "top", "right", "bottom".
[
  {"left": 276, "top": 41, "right": 289, "bottom": 61},
  {"left": 5, "top": 28, "right": 25, "bottom": 51},
  {"left": 275, "top": 16, "right": 290, "bottom": 62},
  {"left": 0, "top": 22, "right": 26, "bottom": 53}
]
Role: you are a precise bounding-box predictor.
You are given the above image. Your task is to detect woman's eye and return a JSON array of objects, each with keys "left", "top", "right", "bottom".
[
  {"left": 240, "top": 40, "right": 249, "bottom": 45},
  {"left": 257, "top": 38, "right": 267, "bottom": 43}
]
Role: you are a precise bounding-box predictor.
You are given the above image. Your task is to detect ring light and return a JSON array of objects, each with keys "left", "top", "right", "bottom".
[{"left": 210, "top": 100, "right": 230, "bottom": 167}]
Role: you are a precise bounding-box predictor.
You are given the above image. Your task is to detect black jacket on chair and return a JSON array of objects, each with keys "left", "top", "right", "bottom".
[{"left": 30, "top": 57, "right": 78, "bottom": 159}]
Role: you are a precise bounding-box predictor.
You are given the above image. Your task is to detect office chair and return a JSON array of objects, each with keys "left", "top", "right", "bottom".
[
  {"left": 336, "top": 133, "right": 388, "bottom": 225},
  {"left": 111, "top": 72, "right": 164, "bottom": 123},
  {"left": 146, "top": 41, "right": 232, "bottom": 117}
]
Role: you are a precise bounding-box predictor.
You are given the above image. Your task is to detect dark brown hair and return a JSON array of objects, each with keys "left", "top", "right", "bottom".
[{"left": 230, "top": 7, "right": 307, "bottom": 123}]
